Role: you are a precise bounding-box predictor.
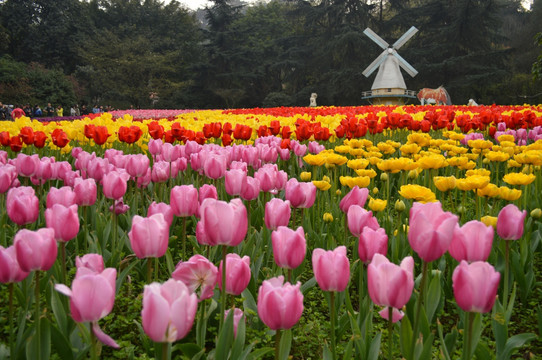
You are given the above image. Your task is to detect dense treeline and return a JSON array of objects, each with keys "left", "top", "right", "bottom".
[{"left": 0, "top": 0, "right": 541, "bottom": 109}]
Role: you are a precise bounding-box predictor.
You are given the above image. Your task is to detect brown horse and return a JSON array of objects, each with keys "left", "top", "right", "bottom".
[{"left": 417, "top": 86, "right": 452, "bottom": 105}]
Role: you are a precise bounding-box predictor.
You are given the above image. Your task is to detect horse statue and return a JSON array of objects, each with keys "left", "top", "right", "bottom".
[{"left": 417, "top": 86, "right": 452, "bottom": 105}]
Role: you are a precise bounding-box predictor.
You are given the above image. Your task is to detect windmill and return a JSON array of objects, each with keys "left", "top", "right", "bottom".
[{"left": 361, "top": 26, "right": 418, "bottom": 105}]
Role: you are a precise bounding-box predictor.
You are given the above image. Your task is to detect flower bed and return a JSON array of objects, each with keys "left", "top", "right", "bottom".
[{"left": 0, "top": 105, "right": 541, "bottom": 359}]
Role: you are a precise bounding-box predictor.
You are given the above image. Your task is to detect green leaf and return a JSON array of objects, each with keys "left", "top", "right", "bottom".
[
  {"left": 174, "top": 343, "right": 202, "bottom": 358},
  {"left": 215, "top": 310, "right": 234, "bottom": 360},
  {"left": 26, "top": 318, "right": 51, "bottom": 360},
  {"left": 300, "top": 276, "right": 317, "bottom": 293},
  {"left": 50, "top": 325, "right": 74, "bottom": 360},
  {"left": 242, "top": 288, "right": 258, "bottom": 314},
  {"left": 322, "top": 343, "right": 333, "bottom": 360},
  {"left": 425, "top": 274, "right": 441, "bottom": 323},
  {"left": 342, "top": 339, "right": 354, "bottom": 360},
  {"left": 231, "top": 313, "right": 246, "bottom": 359},
  {"left": 50, "top": 288, "right": 68, "bottom": 335},
  {"left": 165, "top": 249, "right": 175, "bottom": 274},
  {"left": 367, "top": 331, "right": 381, "bottom": 360},
  {"left": 400, "top": 314, "right": 413, "bottom": 359},
  {"left": 115, "top": 258, "right": 138, "bottom": 293},
  {"left": 245, "top": 347, "right": 274, "bottom": 360},
  {"left": 278, "top": 329, "right": 292, "bottom": 360},
  {"left": 474, "top": 342, "right": 494, "bottom": 360},
  {"left": 497, "top": 333, "right": 536, "bottom": 360}
]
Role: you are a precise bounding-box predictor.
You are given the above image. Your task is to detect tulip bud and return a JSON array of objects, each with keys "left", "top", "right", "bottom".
[
  {"left": 380, "top": 173, "right": 389, "bottom": 182},
  {"left": 531, "top": 208, "right": 542, "bottom": 219},
  {"left": 372, "top": 187, "right": 379, "bottom": 194},
  {"left": 300, "top": 172, "right": 312, "bottom": 182},
  {"left": 335, "top": 189, "right": 341, "bottom": 196},
  {"left": 323, "top": 212, "right": 333, "bottom": 223},
  {"left": 457, "top": 205, "right": 465, "bottom": 214},
  {"left": 394, "top": 199, "right": 405, "bottom": 212},
  {"left": 407, "top": 169, "right": 418, "bottom": 179}
]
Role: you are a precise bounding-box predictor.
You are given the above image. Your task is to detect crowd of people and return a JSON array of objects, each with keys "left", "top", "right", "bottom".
[{"left": 0, "top": 101, "right": 116, "bottom": 120}]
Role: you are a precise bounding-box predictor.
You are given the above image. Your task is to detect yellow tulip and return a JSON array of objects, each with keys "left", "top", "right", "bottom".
[
  {"left": 355, "top": 168, "right": 377, "bottom": 178},
  {"left": 312, "top": 180, "right": 332, "bottom": 191},
  {"left": 368, "top": 197, "right": 387, "bottom": 212},
  {"left": 347, "top": 159, "right": 370, "bottom": 170},
  {"left": 398, "top": 184, "right": 436, "bottom": 203},
  {"left": 400, "top": 143, "right": 421, "bottom": 155},
  {"left": 502, "top": 172, "right": 536, "bottom": 186},
  {"left": 498, "top": 186, "right": 522, "bottom": 201},
  {"left": 323, "top": 212, "right": 334, "bottom": 223},
  {"left": 476, "top": 183, "right": 500, "bottom": 198},
  {"left": 339, "top": 176, "right": 370, "bottom": 188},
  {"left": 433, "top": 176, "right": 456, "bottom": 192},
  {"left": 484, "top": 151, "right": 510, "bottom": 162},
  {"left": 303, "top": 154, "right": 326, "bottom": 166},
  {"left": 300, "top": 172, "right": 312, "bottom": 181},
  {"left": 481, "top": 216, "right": 497, "bottom": 228},
  {"left": 416, "top": 154, "right": 448, "bottom": 170}
]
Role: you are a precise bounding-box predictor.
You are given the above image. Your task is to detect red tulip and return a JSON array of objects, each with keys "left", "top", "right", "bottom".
[
  {"left": 257, "top": 276, "right": 303, "bottom": 330},
  {"left": 452, "top": 261, "right": 500, "bottom": 313},
  {"left": 312, "top": 246, "right": 350, "bottom": 292}
]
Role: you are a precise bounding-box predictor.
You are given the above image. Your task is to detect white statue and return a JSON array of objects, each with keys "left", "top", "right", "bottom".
[
  {"left": 468, "top": 99, "right": 478, "bottom": 106},
  {"left": 309, "top": 93, "right": 317, "bottom": 107}
]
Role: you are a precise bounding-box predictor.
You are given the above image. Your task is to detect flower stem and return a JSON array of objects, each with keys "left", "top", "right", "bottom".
[
  {"left": 330, "top": 291, "right": 337, "bottom": 360},
  {"left": 8, "top": 283, "right": 14, "bottom": 359},
  {"left": 181, "top": 217, "right": 187, "bottom": 259},
  {"left": 162, "top": 342, "right": 169, "bottom": 360},
  {"left": 60, "top": 242, "right": 66, "bottom": 284},
  {"left": 219, "top": 245, "right": 228, "bottom": 332},
  {"left": 503, "top": 240, "right": 510, "bottom": 310},
  {"left": 287, "top": 268, "right": 292, "bottom": 284},
  {"left": 146, "top": 258, "right": 152, "bottom": 284},
  {"left": 412, "top": 260, "right": 428, "bottom": 354},
  {"left": 464, "top": 312, "right": 474, "bottom": 360},
  {"left": 388, "top": 307, "right": 394, "bottom": 360},
  {"left": 34, "top": 271, "right": 41, "bottom": 360},
  {"left": 90, "top": 325, "right": 98, "bottom": 360},
  {"left": 275, "top": 329, "right": 281, "bottom": 360},
  {"left": 359, "top": 263, "right": 364, "bottom": 313}
]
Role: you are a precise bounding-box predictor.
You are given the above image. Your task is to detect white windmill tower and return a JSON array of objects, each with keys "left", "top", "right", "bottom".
[{"left": 361, "top": 26, "right": 418, "bottom": 105}]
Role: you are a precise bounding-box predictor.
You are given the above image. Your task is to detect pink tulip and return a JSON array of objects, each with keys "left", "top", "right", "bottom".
[
  {"left": 46, "top": 186, "right": 77, "bottom": 208},
  {"left": 86, "top": 157, "right": 109, "bottom": 182},
  {"left": 14, "top": 228, "right": 57, "bottom": 272},
  {"left": 16, "top": 153, "right": 40, "bottom": 177},
  {"left": 224, "top": 308, "right": 244, "bottom": 337},
  {"left": 147, "top": 201, "right": 174, "bottom": 226},
  {"left": 200, "top": 198, "right": 248, "bottom": 247},
  {"left": 204, "top": 155, "right": 227, "bottom": 180},
  {"left": 198, "top": 184, "right": 217, "bottom": 204},
  {"left": 408, "top": 201, "right": 458, "bottom": 262},
  {"left": 7, "top": 186, "right": 39, "bottom": 226},
  {"left": 367, "top": 254, "right": 414, "bottom": 322},
  {"left": 160, "top": 143, "right": 180, "bottom": 162},
  {"left": 148, "top": 138, "right": 163, "bottom": 157},
  {"left": 0, "top": 164, "right": 17, "bottom": 193},
  {"left": 125, "top": 154, "right": 150, "bottom": 178},
  {"left": 312, "top": 246, "right": 350, "bottom": 292},
  {"left": 137, "top": 168, "right": 152, "bottom": 188},
  {"left": 218, "top": 253, "right": 251, "bottom": 295},
  {"left": 284, "top": 178, "right": 316, "bottom": 209},
  {"left": 265, "top": 198, "right": 291, "bottom": 230},
  {"left": 452, "top": 261, "right": 500, "bottom": 313},
  {"left": 45, "top": 204, "right": 80, "bottom": 242},
  {"left": 347, "top": 205, "right": 379, "bottom": 237},
  {"left": 141, "top": 279, "right": 198, "bottom": 343},
  {"left": 55, "top": 267, "right": 119, "bottom": 348},
  {"left": 255, "top": 164, "right": 280, "bottom": 193},
  {"left": 496, "top": 204, "right": 527, "bottom": 240},
  {"left": 0, "top": 151, "right": 6, "bottom": 165},
  {"left": 73, "top": 178, "right": 97, "bottom": 206},
  {"left": 151, "top": 160, "right": 170, "bottom": 183},
  {"left": 358, "top": 227, "right": 388, "bottom": 264},
  {"left": 75, "top": 254, "right": 104, "bottom": 275},
  {"left": 257, "top": 276, "right": 303, "bottom": 330},
  {"left": 129, "top": 214, "right": 170, "bottom": 259},
  {"left": 225, "top": 168, "right": 248, "bottom": 196},
  {"left": 339, "top": 186, "right": 369, "bottom": 213},
  {"left": 101, "top": 171, "right": 128, "bottom": 200},
  {"left": 170, "top": 185, "right": 199, "bottom": 217},
  {"left": 172, "top": 254, "right": 218, "bottom": 301},
  {"left": 110, "top": 199, "right": 130, "bottom": 215},
  {"left": 171, "top": 158, "right": 187, "bottom": 178},
  {"left": 271, "top": 226, "right": 306, "bottom": 269},
  {"left": 34, "top": 157, "right": 54, "bottom": 182},
  {"left": 0, "top": 245, "right": 29, "bottom": 283},
  {"left": 449, "top": 221, "right": 493, "bottom": 262},
  {"left": 240, "top": 176, "right": 260, "bottom": 201}
]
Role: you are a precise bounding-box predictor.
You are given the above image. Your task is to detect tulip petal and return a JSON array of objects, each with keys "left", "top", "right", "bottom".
[{"left": 92, "top": 322, "right": 120, "bottom": 349}]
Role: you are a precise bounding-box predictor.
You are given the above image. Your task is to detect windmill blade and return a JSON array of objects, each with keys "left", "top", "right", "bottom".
[
  {"left": 392, "top": 26, "right": 418, "bottom": 50},
  {"left": 393, "top": 50, "right": 418, "bottom": 77},
  {"left": 363, "top": 28, "right": 389, "bottom": 50},
  {"left": 362, "top": 51, "right": 388, "bottom": 77}
]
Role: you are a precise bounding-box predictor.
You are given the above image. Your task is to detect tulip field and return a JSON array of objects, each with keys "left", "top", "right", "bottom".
[{"left": 1, "top": 104, "right": 542, "bottom": 360}]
